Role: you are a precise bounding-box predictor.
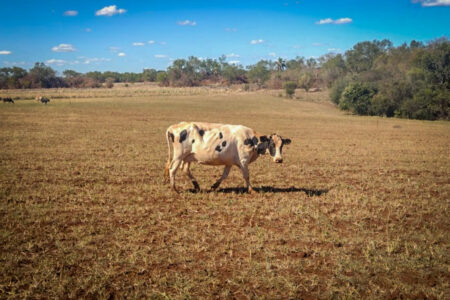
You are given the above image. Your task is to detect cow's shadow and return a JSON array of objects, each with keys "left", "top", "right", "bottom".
[{"left": 189, "top": 186, "right": 329, "bottom": 196}]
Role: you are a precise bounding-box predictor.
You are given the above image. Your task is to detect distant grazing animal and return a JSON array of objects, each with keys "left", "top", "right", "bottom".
[
  {"left": 165, "top": 122, "right": 291, "bottom": 193},
  {"left": 35, "top": 96, "right": 42, "bottom": 102},
  {"left": 40, "top": 97, "right": 50, "bottom": 104},
  {"left": 2, "top": 97, "right": 14, "bottom": 104}
]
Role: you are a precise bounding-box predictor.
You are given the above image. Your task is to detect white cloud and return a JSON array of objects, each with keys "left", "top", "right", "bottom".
[
  {"left": 64, "top": 10, "right": 78, "bottom": 16},
  {"left": 118, "top": 52, "right": 126, "bottom": 57},
  {"left": 132, "top": 42, "right": 145, "bottom": 46},
  {"left": 316, "top": 17, "right": 352, "bottom": 25},
  {"left": 226, "top": 53, "right": 240, "bottom": 58},
  {"left": 109, "top": 46, "right": 120, "bottom": 53},
  {"left": 224, "top": 27, "right": 238, "bottom": 32},
  {"left": 46, "top": 59, "right": 67, "bottom": 66},
  {"left": 96, "top": 5, "right": 126, "bottom": 16},
  {"left": 334, "top": 18, "right": 352, "bottom": 24},
  {"left": 85, "top": 57, "right": 110, "bottom": 64},
  {"left": 250, "top": 39, "right": 265, "bottom": 45},
  {"left": 154, "top": 54, "right": 168, "bottom": 58},
  {"left": 413, "top": 0, "right": 450, "bottom": 6},
  {"left": 312, "top": 42, "right": 325, "bottom": 47},
  {"left": 316, "top": 18, "right": 333, "bottom": 25},
  {"left": 228, "top": 60, "right": 240, "bottom": 65},
  {"left": 148, "top": 40, "right": 155, "bottom": 44},
  {"left": 268, "top": 52, "right": 277, "bottom": 57},
  {"left": 52, "top": 44, "right": 76, "bottom": 52},
  {"left": 0, "top": 50, "right": 12, "bottom": 55},
  {"left": 3, "top": 61, "right": 26, "bottom": 66},
  {"left": 159, "top": 41, "right": 167, "bottom": 45},
  {"left": 177, "top": 20, "right": 196, "bottom": 26}
]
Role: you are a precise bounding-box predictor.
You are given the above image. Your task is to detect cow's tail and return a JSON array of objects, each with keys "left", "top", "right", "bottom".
[{"left": 164, "top": 128, "right": 173, "bottom": 182}]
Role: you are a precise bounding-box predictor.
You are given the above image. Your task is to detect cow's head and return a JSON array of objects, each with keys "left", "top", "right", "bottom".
[{"left": 258, "top": 134, "right": 291, "bottom": 163}]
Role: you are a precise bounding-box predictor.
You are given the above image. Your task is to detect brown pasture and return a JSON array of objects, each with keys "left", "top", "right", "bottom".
[{"left": 0, "top": 88, "right": 449, "bottom": 298}]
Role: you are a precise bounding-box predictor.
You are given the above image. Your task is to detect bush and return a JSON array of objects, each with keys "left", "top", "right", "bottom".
[
  {"left": 298, "top": 72, "right": 314, "bottom": 92},
  {"left": 284, "top": 81, "right": 297, "bottom": 98},
  {"left": 339, "top": 82, "right": 377, "bottom": 115},
  {"left": 399, "top": 88, "right": 449, "bottom": 120},
  {"left": 330, "top": 78, "right": 350, "bottom": 105},
  {"left": 370, "top": 94, "right": 397, "bottom": 117},
  {"left": 156, "top": 72, "right": 169, "bottom": 86}
]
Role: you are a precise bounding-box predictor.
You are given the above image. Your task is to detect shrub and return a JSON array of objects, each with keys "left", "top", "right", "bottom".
[
  {"left": 156, "top": 72, "right": 169, "bottom": 86},
  {"left": 330, "top": 78, "right": 350, "bottom": 105},
  {"left": 339, "top": 82, "right": 377, "bottom": 115},
  {"left": 284, "top": 81, "right": 297, "bottom": 98},
  {"left": 298, "top": 72, "right": 314, "bottom": 92}
]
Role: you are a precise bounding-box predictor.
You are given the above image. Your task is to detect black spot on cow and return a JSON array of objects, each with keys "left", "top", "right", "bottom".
[
  {"left": 244, "top": 138, "right": 253, "bottom": 146},
  {"left": 252, "top": 136, "right": 258, "bottom": 146},
  {"left": 269, "top": 139, "right": 276, "bottom": 156},
  {"left": 215, "top": 145, "right": 222, "bottom": 152},
  {"left": 222, "top": 141, "right": 226, "bottom": 147},
  {"left": 259, "top": 135, "right": 269, "bottom": 142},
  {"left": 199, "top": 129, "right": 205, "bottom": 136},
  {"left": 219, "top": 132, "right": 223, "bottom": 139},
  {"left": 256, "top": 142, "right": 268, "bottom": 154},
  {"left": 179, "top": 129, "right": 187, "bottom": 143},
  {"left": 244, "top": 136, "right": 258, "bottom": 147},
  {"left": 168, "top": 132, "right": 174, "bottom": 142},
  {"left": 191, "top": 139, "right": 195, "bottom": 144}
]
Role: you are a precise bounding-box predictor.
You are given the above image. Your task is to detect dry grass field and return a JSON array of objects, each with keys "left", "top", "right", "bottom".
[{"left": 0, "top": 87, "right": 449, "bottom": 299}]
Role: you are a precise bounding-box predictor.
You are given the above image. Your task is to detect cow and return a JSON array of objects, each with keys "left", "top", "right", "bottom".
[
  {"left": 164, "top": 122, "right": 291, "bottom": 193},
  {"left": 2, "top": 97, "right": 14, "bottom": 104},
  {"left": 35, "top": 96, "right": 42, "bottom": 102},
  {"left": 40, "top": 97, "right": 50, "bottom": 104}
]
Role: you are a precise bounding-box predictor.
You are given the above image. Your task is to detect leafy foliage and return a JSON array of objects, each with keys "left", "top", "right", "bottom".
[
  {"left": 284, "top": 81, "right": 297, "bottom": 98},
  {"left": 328, "top": 38, "right": 449, "bottom": 120}
]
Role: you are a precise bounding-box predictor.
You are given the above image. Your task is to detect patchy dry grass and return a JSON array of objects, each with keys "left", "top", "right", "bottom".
[{"left": 0, "top": 89, "right": 449, "bottom": 299}]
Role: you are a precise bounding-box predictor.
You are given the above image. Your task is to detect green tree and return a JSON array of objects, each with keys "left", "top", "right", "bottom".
[
  {"left": 339, "top": 82, "right": 377, "bottom": 115},
  {"left": 156, "top": 71, "right": 169, "bottom": 86},
  {"left": 142, "top": 69, "right": 157, "bottom": 82},
  {"left": 247, "top": 61, "right": 271, "bottom": 87},
  {"left": 345, "top": 39, "right": 392, "bottom": 73},
  {"left": 29, "top": 62, "right": 60, "bottom": 88}
]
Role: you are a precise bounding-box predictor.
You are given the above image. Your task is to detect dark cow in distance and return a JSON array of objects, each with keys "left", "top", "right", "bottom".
[
  {"left": 164, "top": 122, "right": 291, "bottom": 193},
  {"left": 2, "top": 97, "right": 14, "bottom": 104},
  {"left": 40, "top": 97, "right": 50, "bottom": 104}
]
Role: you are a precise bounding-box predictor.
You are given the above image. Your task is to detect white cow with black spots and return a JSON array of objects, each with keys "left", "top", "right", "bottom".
[{"left": 164, "top": 122, "right": 291, "bottom": 193}]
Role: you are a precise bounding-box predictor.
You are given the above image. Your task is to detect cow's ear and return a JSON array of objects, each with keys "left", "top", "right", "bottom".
[
  {"left": 256, "top": 141, "right": 268, "bottom": 154},
  {"left": 259, "top": 135, "right": 269, "bottom": 142},
  {"left": 283, "top": 138, "right": 291, "bottom": 145}
]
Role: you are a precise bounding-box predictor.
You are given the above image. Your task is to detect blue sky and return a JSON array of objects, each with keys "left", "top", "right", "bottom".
[{"left": 0, "top": 0, "right": 449, "bottom": 73}]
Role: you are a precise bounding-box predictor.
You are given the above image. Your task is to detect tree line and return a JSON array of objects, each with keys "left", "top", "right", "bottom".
[{"left": 1, "top": 38, "right": 448, "bottom": 120}]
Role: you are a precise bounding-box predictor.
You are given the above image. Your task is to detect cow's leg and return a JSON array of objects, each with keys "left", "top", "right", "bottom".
[
  {"left": 183, "top": 162, "right": 200, "bottom": 191},
  {"left": 210, "top": 165, "right": 231, "bottom": 191},
  {"left": 239, "top": 163, "right": 255, "bottom": 193},
  {"left": 169, "top": 158, "right": 183, "bottom": 192}
]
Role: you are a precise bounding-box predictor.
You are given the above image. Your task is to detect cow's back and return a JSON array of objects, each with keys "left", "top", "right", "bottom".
[{"left": 190, "top": 124, "right": 254, "bottom": 166}]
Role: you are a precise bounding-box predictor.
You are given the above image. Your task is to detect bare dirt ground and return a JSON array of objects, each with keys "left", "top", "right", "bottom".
[{"left": 0, "top": 88, "right": 449, "bottom": 298}]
